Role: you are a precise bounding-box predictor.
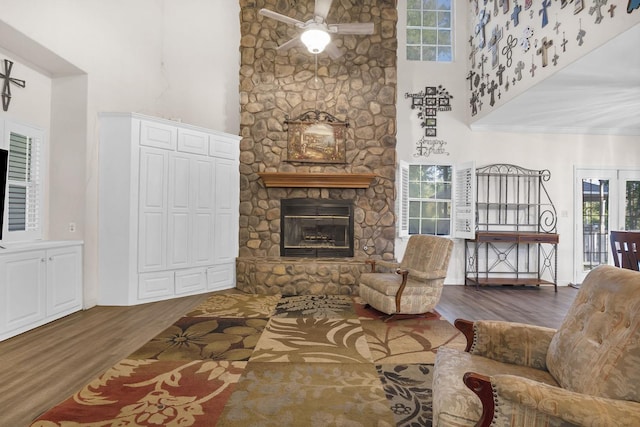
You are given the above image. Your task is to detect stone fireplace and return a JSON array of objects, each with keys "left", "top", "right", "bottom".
[{"left": 236, "top": 0, "right": 398, "bottom": 295}]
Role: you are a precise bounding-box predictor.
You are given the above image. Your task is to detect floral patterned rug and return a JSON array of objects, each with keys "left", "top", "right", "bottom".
[{"left": 31, "top": 293, "right": 465, "bottom": 427}]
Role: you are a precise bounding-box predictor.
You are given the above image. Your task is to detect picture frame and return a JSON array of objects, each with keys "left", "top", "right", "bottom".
[{"left": 284, "top": 110, "right": 348, "bottom": 164}]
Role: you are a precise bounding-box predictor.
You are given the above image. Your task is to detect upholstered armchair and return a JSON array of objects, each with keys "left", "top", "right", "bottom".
[
  {"left": 432, "top": 265, "right": 640, "bottom": 427},
  {"left": 358, "top": 234, "right": 453, "bottom": 321}
]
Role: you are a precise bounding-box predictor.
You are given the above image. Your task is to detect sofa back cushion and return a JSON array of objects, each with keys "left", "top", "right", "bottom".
[{"left": 547, "top": 265, "right": 640, "bottom": 402}]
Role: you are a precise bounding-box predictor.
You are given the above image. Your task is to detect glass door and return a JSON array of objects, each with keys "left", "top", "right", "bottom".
[{"left": 574, "top": 168, "right": 640, "bottom": 283}]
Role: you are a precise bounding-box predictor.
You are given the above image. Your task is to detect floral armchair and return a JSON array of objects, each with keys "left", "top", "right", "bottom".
[
  {"left": 432, "top": 265, "right": 640, "bottom": 426},
  {"left": 358, "top": 234, "right": 453, "bottom": 321}
]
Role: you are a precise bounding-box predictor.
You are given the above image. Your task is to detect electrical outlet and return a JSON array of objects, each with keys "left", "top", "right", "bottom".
[{"left": 69, "top": 222, "right": 76, "bottom": 233}]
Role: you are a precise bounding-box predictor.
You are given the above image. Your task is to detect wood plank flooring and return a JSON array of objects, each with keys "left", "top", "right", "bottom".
[{"left": 0, "top": 285, "right": 578, "bottom": 426}]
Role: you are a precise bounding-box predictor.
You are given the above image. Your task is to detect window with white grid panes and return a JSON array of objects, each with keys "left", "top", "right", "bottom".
[
  {"left": 406, "top": 164, "right": 452, "bottom": 235},
  {"left": 406, "top": 0, "right": 453, "bottom": 62}
]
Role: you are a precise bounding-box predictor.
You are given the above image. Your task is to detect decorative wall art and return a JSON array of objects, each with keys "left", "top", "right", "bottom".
[
  {"left": 467, "top": 0, "right": 640, "bottom": 119},
  {"left": 284, "top": 110, "right": 348, "bottom": 164},
  {"left": 0, "top": 59, "right": 26, "bottom": 112},
  {"left": 405, "top": 85, "right": 453, "bottom": 158}
]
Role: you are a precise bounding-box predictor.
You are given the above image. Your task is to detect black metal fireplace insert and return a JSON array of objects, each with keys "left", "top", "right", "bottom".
[{"left": 280, "top": 198, "right": 354, "bottom": 257}]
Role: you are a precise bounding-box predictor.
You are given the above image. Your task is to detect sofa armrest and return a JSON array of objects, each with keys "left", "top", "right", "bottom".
[
  {"left": 492, "top": 375, "right": 640, "bottom": 427},
  {"left": 471, "top": 320, "right": 556, "bottom": 370}
]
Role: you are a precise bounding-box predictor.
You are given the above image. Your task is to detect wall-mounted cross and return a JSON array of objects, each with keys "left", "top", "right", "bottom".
[
  {"left": 488, "top": 24, "right": 504, "bottom": 68},
  {"left": 589, "top": 0, "right": 607, "bottom": 24},
  {"left": 511, "top": 2, "right": 522, "bottom": 26},
  {"left": 0, "top": 59, "right": 26, "bottom": 112},
  {"left": 536, "top": 37, "right": 554, "bottom": 67},
  {"left": 539, "top": 0, "right": 552, "bottom": 27},
  {"left": 475, "top": 9, "right": 491, "bottom": 48}
]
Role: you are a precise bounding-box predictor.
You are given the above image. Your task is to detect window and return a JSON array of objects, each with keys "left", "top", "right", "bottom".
[
  {"left": 2, "top": 121, "right": 43, "bottom": 241},
  {"left": 398, "top": 162, "right": 452, "bottom": 236},
  {"left": 406, "top": 0, "right": 453, "bottom": 62}
]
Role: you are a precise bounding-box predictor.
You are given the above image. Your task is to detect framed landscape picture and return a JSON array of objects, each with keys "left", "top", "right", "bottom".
[{"left": 285, "top": 111, "right": 348, "bottom": 163}]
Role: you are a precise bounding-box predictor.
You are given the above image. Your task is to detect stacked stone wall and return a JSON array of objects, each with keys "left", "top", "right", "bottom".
[{"left": 239, "top": 0, "right": 398, "bottom": 268}]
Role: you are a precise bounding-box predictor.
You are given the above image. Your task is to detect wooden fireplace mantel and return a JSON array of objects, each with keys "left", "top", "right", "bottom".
[{"left": 258, "top": 172, "right": 377, "bottom": 188}]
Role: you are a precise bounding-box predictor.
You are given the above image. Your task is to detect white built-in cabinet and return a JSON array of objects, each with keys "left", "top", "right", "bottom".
[
  {"left": 98, "top": 113, "right": 239, "bottom": 305},
  {"left": 0, "top": 241, "right": 83, "bottom": 341}
]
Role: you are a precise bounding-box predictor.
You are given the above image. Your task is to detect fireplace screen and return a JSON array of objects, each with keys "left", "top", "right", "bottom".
[{"left": 281, "top": 199, "right": 354, "bottom": 257}]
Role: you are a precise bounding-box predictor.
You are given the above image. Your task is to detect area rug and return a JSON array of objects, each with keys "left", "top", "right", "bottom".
[{"left": 31, "top": 293, "right": 466, "bottom": 427}]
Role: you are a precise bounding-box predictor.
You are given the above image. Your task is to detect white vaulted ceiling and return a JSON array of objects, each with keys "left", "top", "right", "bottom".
[{"left": 471, "top": 24, "right": 640, "bottom": 136}]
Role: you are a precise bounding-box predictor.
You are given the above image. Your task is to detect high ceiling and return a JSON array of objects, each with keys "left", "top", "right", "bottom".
[{"left": 470, "top": 24, "right": 640, "bottom": 136}]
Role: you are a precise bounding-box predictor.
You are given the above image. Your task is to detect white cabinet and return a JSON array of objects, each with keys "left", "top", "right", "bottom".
[
  {"left": 0, "top": 241, "right": 83, "bottom": 342},
  {"left": 98, "top": 113, "right": 240, "bottom": 305}
]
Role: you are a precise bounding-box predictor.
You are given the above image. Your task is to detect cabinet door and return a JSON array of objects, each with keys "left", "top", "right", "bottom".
[
  {"left": 138, "top": 271, "right": 174, "bottom": 300},
  {"left": 0, "top": 251, "right": 46, "bottom": 333},
  {"left": 138, "top": 148, "right": 169, "bottom": 272},
  {"left": 167, "top": 153, "right": 191, "bottom": 268},
  {"left": 46, "top": 246, "right": 83, "bottom": 316},
  {"left": 192, "top": 157, "right": 215, "bottom": 265},
  {"left": 214, "top": 158, "right": 238, "bottom": 264}
]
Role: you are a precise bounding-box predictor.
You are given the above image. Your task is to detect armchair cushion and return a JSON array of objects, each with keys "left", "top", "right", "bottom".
[{"left": 546, "top": 265, "right": 640, "bottom": 401}]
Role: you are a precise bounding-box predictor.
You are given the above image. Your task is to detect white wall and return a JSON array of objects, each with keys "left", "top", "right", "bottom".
[
  {"left": 0, "top": 0, "right": 240, "bottom": 307},
  {"left": 396, "top": 0, "right": 640, "bottom": 286}
]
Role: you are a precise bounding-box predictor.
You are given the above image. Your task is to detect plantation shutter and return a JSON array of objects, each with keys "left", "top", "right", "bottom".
[
  {"left": 453, "top": 161, "right": 476, "bottom": 239},
  {"left": 398, "top": 161, "right": 409, "bottom": 237},
  {"left": 6, "top": 130, "right": 41, "bottom": 235}
]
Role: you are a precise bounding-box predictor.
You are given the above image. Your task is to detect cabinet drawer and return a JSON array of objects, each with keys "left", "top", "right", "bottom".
[
  {"left": 207, "top": 264, "right": 234, "bottom": 290},
  {"left": 209, "top": 135, "right": 237, "bottom": 159},
  {"left": 175, "top": 268, "right": 207, "bottom": 295},
  {"left": 178, "top": 129, "right": 209, "bottom": 155},
  {"left": 140, "top": 121, "right": 177, "bottom": 150},
  {"left": 139, "top": 271, "right": 174, "bottom": 300}
]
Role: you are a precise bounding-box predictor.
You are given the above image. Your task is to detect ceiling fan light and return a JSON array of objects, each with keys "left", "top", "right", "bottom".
[{"left": 301, "top": 28, "right": 331, "bottom": 54}]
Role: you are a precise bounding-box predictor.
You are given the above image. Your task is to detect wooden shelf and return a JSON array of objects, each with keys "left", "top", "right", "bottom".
[{"left": 258, "top": 172, "right": 376, "bottom": 188}]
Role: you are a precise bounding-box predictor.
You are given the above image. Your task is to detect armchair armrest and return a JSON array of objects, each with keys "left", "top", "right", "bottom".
[
  {"left": 466, "top": 373, "right": 640, "bottom": 427},
  {"left": 457, "top": 319, "right": 556, "bottom": 370},
  {"left": 402, "top": 267, "right": 448, "bottom": 281}
]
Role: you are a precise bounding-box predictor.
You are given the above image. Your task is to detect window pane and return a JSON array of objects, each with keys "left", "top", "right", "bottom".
[
  {"left": 409, "top": 182, "right": 421, "bottom": 198},
  {"left": 421, "top": 219, "right": 436, "bottom": 234},
  {"left": 408, "top": 0, "right": 422, "bottom": 9},
  {"left": 437, "top": 219, "right": 450, "bottom": 235},
  {"left": 437, "top": 47, "right": 452, "bottom": 61},
  {"left": 437, "top": 0, "right": 451, "bottom": 11},
  {"left": 409, "top": 200, "right": 421, "bottom": 217},
  {"left": 436, "top": 183, "right": 451, "bottom": 199},
  {"left": 438, "top": 11, "right": 451, "bottom": 27},
  {"left": 422, "top": 46, "right": 437, "bottom": 61},
  {"left": 421, "top": 182, "right": 436, "bottom": 198},
  {"left": 407, "top": 46, "right": 421, "bottom": 60},
  {"left": 423, "top": 11, "right": 436, "bottom": 27},
  {"left": 423, "top": 0, "right": 437, "bottom": 8},
  {"left": 407, "top": 29, "right": 421, "bottom": 44},
  {"left": 422, "top": 29, "right": 437, "bottom": 44},
  {"left": 409, "top": 219, "right": 420, "bottom": 234},
  {"left": 438, "top": 29, "right": 451, "bottom": 44},
  {"left": 422, "top": 201, "right": 437, "bottom": 218},
  {"left": 407, "top": 11, "right": 422, "bottom": 26}
]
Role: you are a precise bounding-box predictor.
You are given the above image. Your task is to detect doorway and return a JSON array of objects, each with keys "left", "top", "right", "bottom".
[{"left": 574, "top": 168, "right": 640, "bottom": 284}]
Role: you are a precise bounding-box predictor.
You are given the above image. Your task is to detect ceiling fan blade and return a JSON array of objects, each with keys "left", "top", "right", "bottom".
[
  {"left": 277, "top": 36, "right": 302, "bottom": 51},
  {"left": 329, "top": 22, "right": 375, "bottom": 35},
  {"left": 259, "top": 8, "right": 304, "bottom": 27},
  {"left": 314, "top": 0, "right": 333, "bottom": 21},
  {"left": 324, "top": 42, "right": 343, "bottom": 59}
]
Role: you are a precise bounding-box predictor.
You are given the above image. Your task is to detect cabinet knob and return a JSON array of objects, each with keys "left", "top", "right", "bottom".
[
  {"left": 41, "top": 258, "right": 46, "bottom": 263},
  {"left": 49, "top": 257, "right": 54, "bottom": 261}
]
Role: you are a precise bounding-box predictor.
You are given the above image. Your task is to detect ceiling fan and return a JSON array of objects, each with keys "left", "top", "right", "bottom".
[{"left": 259, "top": 0, "right": 374, "bottom": 59}]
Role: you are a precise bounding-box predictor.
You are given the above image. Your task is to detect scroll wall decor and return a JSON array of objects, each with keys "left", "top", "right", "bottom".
[
  {"left": 405, "top": 85, "right": 453, "bottom": 158},
  {"left": 284, "top": 110, "right": 348, "bottom": 164},
  {"left": 0, "top": 59, "right": 26, "bottom": 112}
]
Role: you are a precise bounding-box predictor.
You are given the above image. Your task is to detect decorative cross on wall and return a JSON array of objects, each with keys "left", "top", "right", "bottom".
[
  {"left": 0, "top": 59, "right": 26, "bottom": 112},
  {"left": 536, "top": 37, "right": 554, "bottom": 67}
]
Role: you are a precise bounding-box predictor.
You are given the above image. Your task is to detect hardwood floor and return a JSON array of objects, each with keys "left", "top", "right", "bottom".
[{"left": 0, "top": 285, "right": 578, "bottom": 426}]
